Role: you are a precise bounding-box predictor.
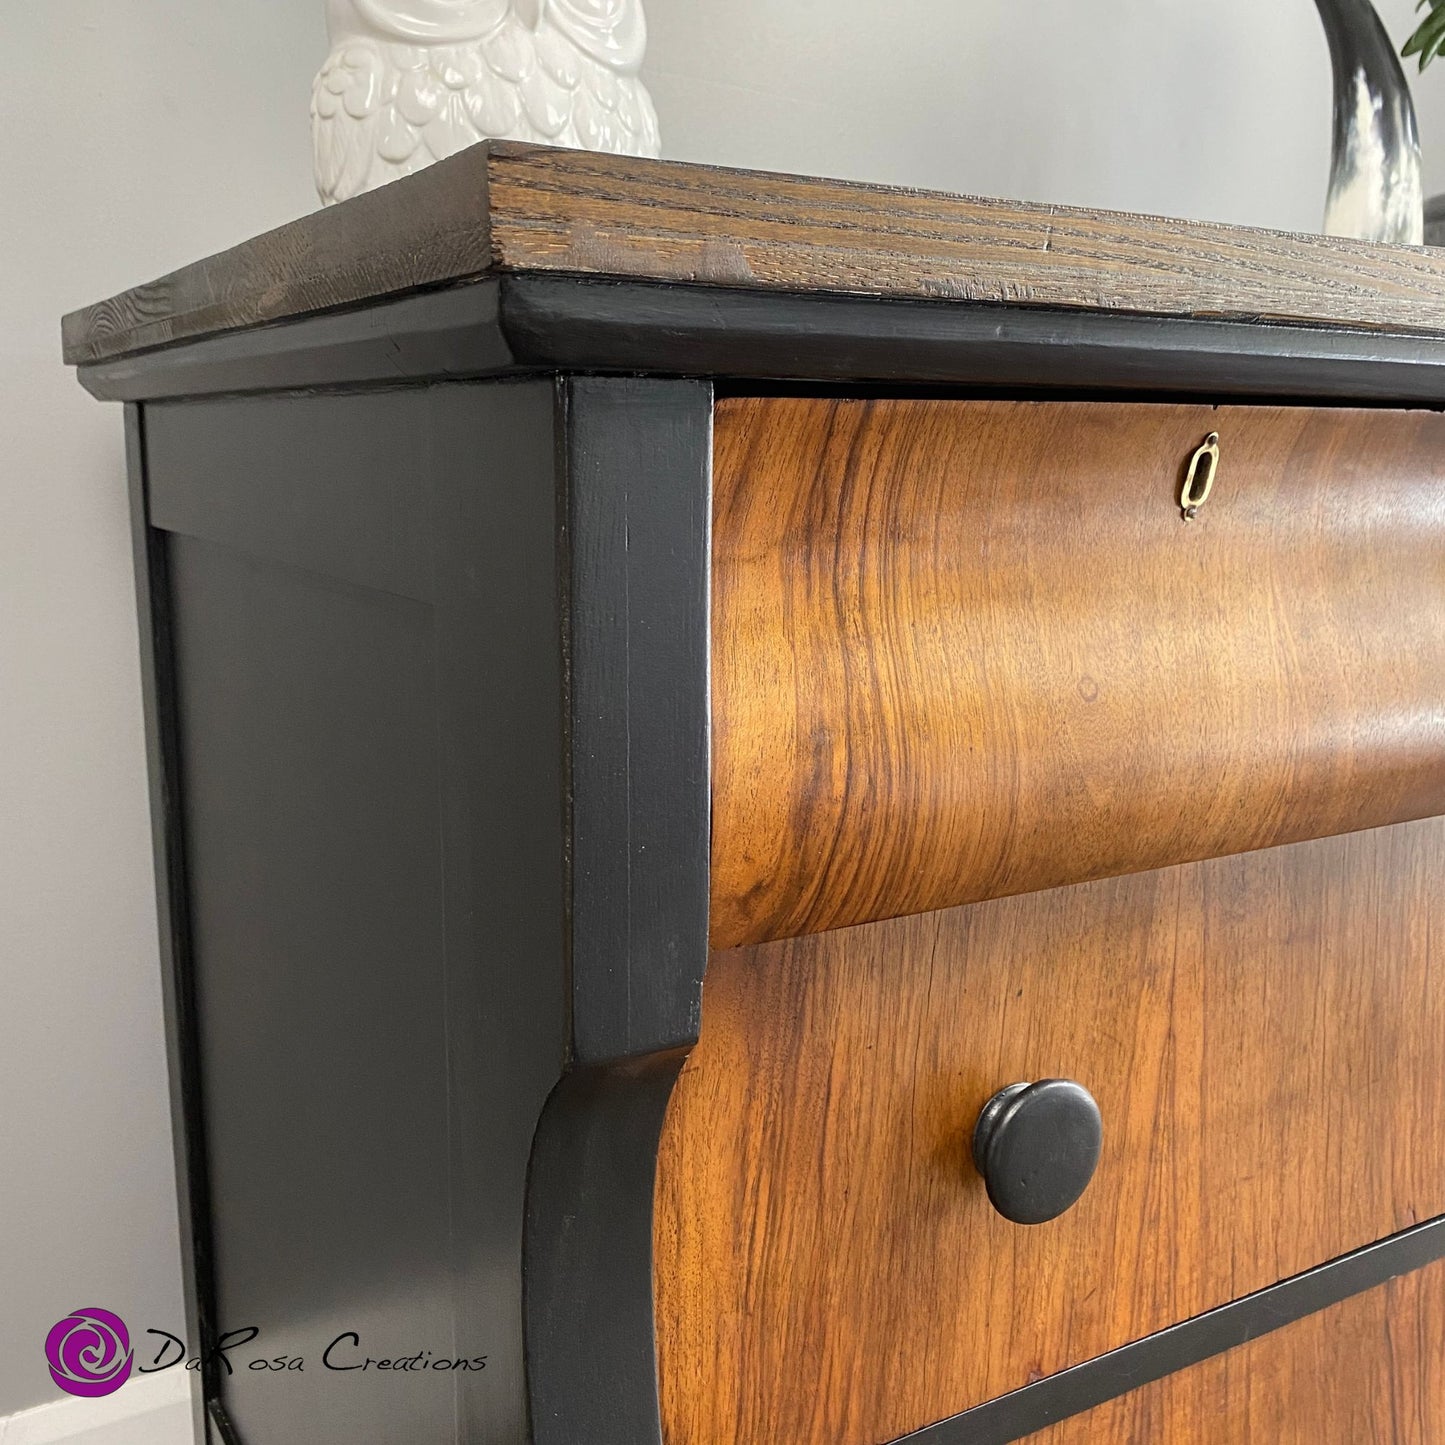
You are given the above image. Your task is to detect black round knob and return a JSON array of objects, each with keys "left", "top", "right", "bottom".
[{"left": 972, "top": 1079, "right": 1102, "bottom": 1225}]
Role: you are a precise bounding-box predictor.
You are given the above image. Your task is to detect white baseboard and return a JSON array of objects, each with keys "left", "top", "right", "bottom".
[{"left": 0, "top": 1371, "right": 194, "bottom": 1445}]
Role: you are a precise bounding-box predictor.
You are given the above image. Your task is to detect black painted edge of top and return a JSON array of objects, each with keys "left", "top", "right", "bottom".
[
  {"left": 500, "top": 276, "right": 1445, "bottom": 405},
  {"left": 73, "top": 273, "right": 1445, "bottom": 406},
  {"left": 75, "top": 281, "right": 511, "bottom": 403},
  {"left": 889, "top": 1212, "right": 1445, "bottom": 1445}
]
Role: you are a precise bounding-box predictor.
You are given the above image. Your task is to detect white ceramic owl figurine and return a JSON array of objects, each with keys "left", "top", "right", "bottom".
[{"left": 312, "top": 0, "right": 661, "bottom": 205}]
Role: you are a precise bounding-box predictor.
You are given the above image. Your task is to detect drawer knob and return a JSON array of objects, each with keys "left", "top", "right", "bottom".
[{"left": 972, "top": 1080, "right": 1103, "bottom": 1225}]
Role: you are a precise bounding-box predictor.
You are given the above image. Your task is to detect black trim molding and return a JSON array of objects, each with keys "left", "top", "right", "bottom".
[
  {"left": 78, "top": 275, "right": 1445, "bottom": 407},
  {"left": 524, "top": 1055, "right": 686, "bottom": 1445},
  {"left": 562, "top": 377, "right": 713, "bottom": 1064},
  {"left": 125, "top": 406, "right": 217, "bottom": 1444},
  {"left": 503, "top": 276, "right": 1445, "bottom": 404},
  {"left": 207, "top": 1398, "right": 244, "bottom": 1445}
]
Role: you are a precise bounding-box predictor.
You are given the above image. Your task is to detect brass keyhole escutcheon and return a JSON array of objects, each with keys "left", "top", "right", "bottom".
[{"left": 1181, "top": 432, "right": 1220, "bottom": 520}]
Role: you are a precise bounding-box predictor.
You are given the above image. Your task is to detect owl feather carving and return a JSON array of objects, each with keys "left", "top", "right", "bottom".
[{"left": 312, "top": 0, "right": 660, "bottom": 205}]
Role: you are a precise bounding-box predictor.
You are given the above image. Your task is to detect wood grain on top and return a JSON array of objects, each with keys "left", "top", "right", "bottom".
[
  {"left": 63, "top": 141, "right": 1445, "bottom": 365},
  {"left": 710, "top": 396, "right": 1445, "bottom": 949}
]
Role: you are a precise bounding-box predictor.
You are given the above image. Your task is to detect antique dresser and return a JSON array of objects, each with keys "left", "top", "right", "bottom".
[{"left": 64, "top": 144, "right": 1445, "bottom": 1444}]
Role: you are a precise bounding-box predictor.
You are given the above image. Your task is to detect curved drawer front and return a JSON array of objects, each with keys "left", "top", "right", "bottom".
[
  {"left": 711, "top": 396, "right": 1445, "bottom": 949},
  {"left": 657, "top": 817, "right": 1445, "bottom": 1445}
]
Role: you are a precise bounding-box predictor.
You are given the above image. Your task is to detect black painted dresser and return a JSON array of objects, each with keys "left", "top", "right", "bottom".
[{"left": 65, "top": 142, "right": 1445, "bottom": 1445}]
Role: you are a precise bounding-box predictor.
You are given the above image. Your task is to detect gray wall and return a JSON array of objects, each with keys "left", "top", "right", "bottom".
[
  {"left": 3, "top": 0, "right": 1443, "bottom": 1421},
  {"left": 649, "top": 0, "right": 1351, "bottom": 232},
  {"left": 0, "top": 1, "right": 325, "bottom": 1418}
]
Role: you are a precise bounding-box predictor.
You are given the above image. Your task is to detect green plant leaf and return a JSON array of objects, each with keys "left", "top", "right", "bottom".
[
  {"left": 1421, "top": 15, "right": 1445, "bottom": 68},
  {"left": 1405, "top": 3, "right": 1445, "bottom": 67},
  {"left": 1421, "top": 7, "right": 1445, "bottom": 36},
  {"left": 1419, "top": 33, "right": 1445, "bottom": 70}
]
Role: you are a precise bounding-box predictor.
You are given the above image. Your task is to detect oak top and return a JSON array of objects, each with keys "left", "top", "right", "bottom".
[{"left": 62, "top": 141, "right": 1445, "bottom": 366}]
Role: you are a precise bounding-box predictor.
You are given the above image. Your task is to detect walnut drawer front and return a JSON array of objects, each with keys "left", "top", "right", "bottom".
[
  {"left": 661, "top": 396, "right": 1445, "bottom": 1445},
  {"left": 656, "top": 818, "right": 1445, "bottom": 1445},
  {"left": 1029, "top": 1252, "right": 1445, "bottom": 1444},
  {"left": 710, "top": 396, "right": 1445, "bottom": 951}
]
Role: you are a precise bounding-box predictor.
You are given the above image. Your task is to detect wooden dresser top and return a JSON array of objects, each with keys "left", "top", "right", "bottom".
[{"left": 61, "top": 142, "right": 1445, "bottom": 366}]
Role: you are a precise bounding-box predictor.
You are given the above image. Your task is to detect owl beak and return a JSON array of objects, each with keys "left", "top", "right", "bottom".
[{"left": 516, "top": 0, "right": 544, "bottom": 29}]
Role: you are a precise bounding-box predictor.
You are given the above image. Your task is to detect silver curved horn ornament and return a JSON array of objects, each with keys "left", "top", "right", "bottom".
[{"left": 1314, "top": 0, "right": 1424, "bottom": 243}]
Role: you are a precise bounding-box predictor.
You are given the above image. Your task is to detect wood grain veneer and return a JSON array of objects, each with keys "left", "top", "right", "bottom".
[
  {"left": 63, "top": 143, "right": 1445, "bottom": 365},
  {"left": 656, "top": 817, "right": 1445, "bottom": 1445},
  {"left": 710, "top": 397, "right": 1445, "bottom": 950},
  {"left": 1028, "top": 1254, "right": 1445, "bottom": 1444}
]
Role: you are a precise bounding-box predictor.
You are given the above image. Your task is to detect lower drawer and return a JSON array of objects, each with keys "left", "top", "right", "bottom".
[
  {"left": 1030, "top": 1253, "right": 1445, "bottom": 1444},
  {"left": 655, "top": 816, "right": 1445, "bottom": 1445}
]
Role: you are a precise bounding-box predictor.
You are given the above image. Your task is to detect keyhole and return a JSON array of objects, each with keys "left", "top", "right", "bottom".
[{"left": 1181, "top": 433, "right": 1220, "bottom": 520}]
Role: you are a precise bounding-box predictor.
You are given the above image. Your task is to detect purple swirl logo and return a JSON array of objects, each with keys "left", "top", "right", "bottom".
[{"left": 45, "top": 1309, "right": 133, "bottom": 1397}]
